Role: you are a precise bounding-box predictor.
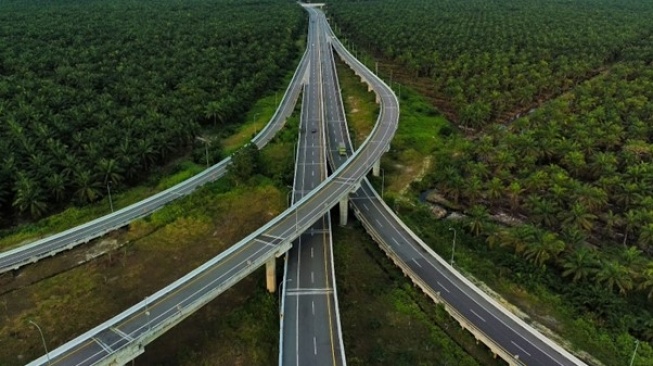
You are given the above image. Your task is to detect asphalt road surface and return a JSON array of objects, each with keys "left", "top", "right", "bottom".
[
  {"left": 0, "top": 46, "right": 309, "bottom": 275},
  {"left": 280, "top": 8, "right": 345, "bottom": 366},
  {"left": 28, "top": 7, "right": 398, "bottom": 366},
  {"left": 317, "top": 8, "right": 586, "bottom": 366}
]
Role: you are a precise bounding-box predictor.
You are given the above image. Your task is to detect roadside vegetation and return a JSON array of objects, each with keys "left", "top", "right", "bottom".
[
  {"left": 0, "top": 0, "right": 305, "bottom": 224},
  {"left": 328, "top": 1, "right": 653, "bottom": 364},
  {"left": 0, "top": 92, "right": 301, "bottom": 365},
  {"left": 335, "top": 55, "right": 499, "bottom": 364},
  {"left": 334, "top": 223, "right": 497, "bottom": 366}
]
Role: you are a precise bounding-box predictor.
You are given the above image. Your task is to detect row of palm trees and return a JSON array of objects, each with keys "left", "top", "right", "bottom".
[
  {"left": 484, "top": 223, "right": 653, "bottom": 298},
  {"left": 328, "top": 0, "right": 653, "bottom": 125},
  {"left": 427, "top": 61, "right": 653, "bottom": 300},
  {"left": 0, "top": 0, "right": 306, "bottom": 224}
]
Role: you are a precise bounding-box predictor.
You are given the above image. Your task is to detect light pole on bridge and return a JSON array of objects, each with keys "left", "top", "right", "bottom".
[
  {"left": 28, "top": 320, "right": 51, "bottom": 366},
  {"left": 449, "top": 227, "right": 457, "bottom": 266}
]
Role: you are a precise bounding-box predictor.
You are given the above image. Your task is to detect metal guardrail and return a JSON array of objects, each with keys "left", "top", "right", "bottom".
[
  {"left": 28, "top": 8, "right": 399, "bottom": 365},
  {"left": 0, "top": 46, "right": 310, "bottom": 275},
  {"left": 351, "top": 181, "right": 527, "bottom": 366},
  {"left": 321, "top": 11, "right": 586, "bottom": 366}
]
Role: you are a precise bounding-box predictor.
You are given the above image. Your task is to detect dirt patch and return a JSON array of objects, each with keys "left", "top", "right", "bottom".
[
  {"left": 0, "top": 185, "right": 283, "bottom": 366},
  {"left": 0, "top": 230, "right": 129, "bottom": 296}
]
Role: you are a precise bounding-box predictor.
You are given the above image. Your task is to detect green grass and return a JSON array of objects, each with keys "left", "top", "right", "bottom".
[
  {"left": 333, "top": 223, "right": 500, "bottom": 366},
  {"left": 0, "top": 161, "right": 204, "bottom": 252},
  {"left": 395, "top": 203, "right": 653, "bottom": 366},
  {"left": 0, "top": 179, "right": 286, "bottom": 365},
  {"left": 0, "top": 72, "right": 306, "bottom": 364},
  {"left": 335, "top": 59, "right": 377, "bottom": 147},
  {"left": 336, "top": 55, "right": 449, "bottom": 196},
  {"left": 336, "top": 52, "right": 501, "bottom": 365},
  {"left": 337, "top": 52, "right": 653, "bottom": 365}
]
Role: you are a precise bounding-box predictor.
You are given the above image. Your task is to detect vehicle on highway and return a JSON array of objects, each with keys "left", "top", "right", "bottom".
[{"left": 338, "top": 142, "right": 346, "bottom": 156}]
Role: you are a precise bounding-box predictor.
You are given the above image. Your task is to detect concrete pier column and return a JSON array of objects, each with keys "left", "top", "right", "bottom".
[
  {"left": 372, "top": 160, "right": 381, "bottom": 177},
  {"left": 339, "top": 197, "right": 349, "bottom": 226},
  {"left": 266, "top": 258, "right": 277, "bottom": 293}
]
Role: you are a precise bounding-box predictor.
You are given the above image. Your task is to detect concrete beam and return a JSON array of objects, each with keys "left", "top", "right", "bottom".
[
  {"left": 372, "top": 160, "right": 381, "bottom": 177},
  {"left": 339, "top": 197, "right": 349, "bottom": 226},
  {"left": 266, "top": 258, "right": 276, "bottom": 293}
]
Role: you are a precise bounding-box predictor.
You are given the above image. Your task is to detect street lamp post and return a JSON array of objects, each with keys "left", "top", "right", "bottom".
[
  {"left": 295, "top": 206, "right": 299, "bottom": 233},
  {"left": 278, "top": 278, "right": 292, "bottom": 313},
  {"left": 145, "top": 297, "right": 151, "bottom": 332},
  {"left": 28, "top": 320, "right": 51, "bottom": 366},
  {"left": 107, "top": 181, "right": 114, "bottom": 213},
  {"left": 629, "top": 340, "right": 640, "bottom": 366},
  {"left": 449, "top": 227, "right": 457, "bottom": 266},
  {"left": 196, "top": 136, "right": 210, "bottom": 168},
  {"left": 381, "top": 168, "right": 385, "bottom": 199}
]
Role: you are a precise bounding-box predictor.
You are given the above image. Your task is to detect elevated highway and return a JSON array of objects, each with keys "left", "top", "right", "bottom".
[
  {"left": 0, "top": 46, "right": 309, "bottom": 275},
  {"left": 27, "top": 7, "right": 398, "bottom": 366},
  {"left": 279, "top": 7, "right": 345, "bottom": 366},
  {"left": 317, "top": 8, "right": 588, "bottom": 366}
]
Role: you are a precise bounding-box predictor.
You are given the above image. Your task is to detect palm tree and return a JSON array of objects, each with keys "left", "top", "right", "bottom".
[
  {"left": 637, "top": 261, "right": 653, "bottom": 299},
  {"left": 45, "top": 173, "right": 67, "bottom": 203},
  {"left": 595, "top": 260, "right": 634, "bottom": 295},
  {"left": 637, "top": 223, "right": 653, "bottom": 251},
  {"left": 601, "top": 210, "right": 622, "bottom": 239},
  {"left": 466, "top": 204, "right": 489, "bottom": 235},
  {"left": 561, "top": 248, "right": 598, "bottom": 283},
  {"left": 623, "top": 209, "right": 641, "bottom": 246},
  {"left": 12, "top": 173, "right": 48, "bottom": 218},
  {"left": 575, "top": 184, "right": 608, "bottom": 214},
  {"left": 97, "top": 158, "right": 124, "bottom": 186},
  {"left": 523, "top": 231, "right": 565, "bottom": 267},
  {"left": 506, "top": 181, "right": 524, "bottom": 213},
  {"left": 562, "top": 202, "right": 597, "bottom": 232},
  {"left": 205, "top": 100, "right": 226, "bottom": 126},
  {"left": 485, "top": 177, "right": 503, "bottom": 201},
  {"left": 463, "top": 176, "right": 484, "bottom": 203},
  {"left": 620, "top": 246, "right": 645, "bottom": 272},
  {"left": 525, "top": 195, "right": 558, "bottom": 227},
  {"left": 73, "top": 170, "right": 102, "bottom": 204}
]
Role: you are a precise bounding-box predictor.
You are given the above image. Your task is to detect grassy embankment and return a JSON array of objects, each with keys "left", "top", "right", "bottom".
[
  {"left": 338, "top": 43, "right": 653, "bottom": 366},
  {"left": 334, "top": 57, "right": 499, "bottom": 364},
  {"left": 0, "top": 79, "right": 303, "bottom": 365}
]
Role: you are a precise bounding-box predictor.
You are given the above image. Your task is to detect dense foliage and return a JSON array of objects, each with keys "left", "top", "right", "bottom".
[
  {"left": 0, "top": 0, "right": 304, "bottom": 222},
  {"left": 327, "top": 0, "right": 653, "bottom": 125},
  {"left": 425, "top": 62, "right": 653, "bottom": 299},
  {"left": 328, "top": 0, "right": 653, "bottom": 351}
]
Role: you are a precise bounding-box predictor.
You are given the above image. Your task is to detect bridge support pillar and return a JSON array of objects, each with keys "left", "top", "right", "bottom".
[
  {"left": 266, "top": 258, "right": 277, "bottom": 293},
  {"left": 339, "top": 197, "right": 349, "bottom": 226},
  {"left": 372, "top": 159, "right": 381, "bottom": 177}
]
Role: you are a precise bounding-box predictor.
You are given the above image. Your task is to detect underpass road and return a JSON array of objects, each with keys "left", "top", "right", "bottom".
[
  {"left": 29, "top": 5, "right": 397, "bottom": 365},
  {"left": 280, "top": 9, "right": 344, "bottom": 365}
]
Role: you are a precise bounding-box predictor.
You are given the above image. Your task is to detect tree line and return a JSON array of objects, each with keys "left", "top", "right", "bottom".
[
  {"left": 327, "top": 0, "right": 653, "bottom": 126},
  {"left": 328, "top": 0, "right": 653, "bottom": 350},
  {"left": 426, "top": 62, "right": 653, "bottom": 299},
  {"left": 0, "top": 0, "right": 305, "bottom": 224}
]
